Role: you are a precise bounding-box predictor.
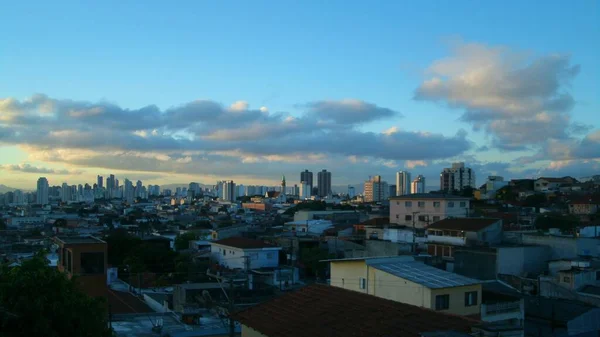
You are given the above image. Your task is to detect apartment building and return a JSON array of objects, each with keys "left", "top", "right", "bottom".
[{"left": 389, "top": 194, "right": 471, "bottom": 228}]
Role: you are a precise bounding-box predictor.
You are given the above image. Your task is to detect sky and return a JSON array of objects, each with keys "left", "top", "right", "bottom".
[{"left": 1, "top": 0, "right": 599, "bottom": 190}]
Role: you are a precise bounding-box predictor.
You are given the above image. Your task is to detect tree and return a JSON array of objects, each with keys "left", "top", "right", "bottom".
[
  {"left": 0, "top": 252, "right": 112, "bottom": 337},
  {"left": 174, "top": 232, "right": 197, "bottom": 251},
  {"left": 299, "top": 247, "right": 335, "bottom": 278},
  {"left": 536, "top": 213, "right": 580, "bottom": 232},
  {"left": 0, "top": 218, "right": 6, "bottom": 230}
]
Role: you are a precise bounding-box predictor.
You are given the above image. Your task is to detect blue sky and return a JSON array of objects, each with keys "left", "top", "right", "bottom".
[{"left": 1, "top": 0, "right": 599, "bottom": 189}]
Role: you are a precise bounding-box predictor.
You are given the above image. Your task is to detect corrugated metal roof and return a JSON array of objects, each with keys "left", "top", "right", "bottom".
[{"left": 368, "top": 260, "right": 481, "bottom": 289}]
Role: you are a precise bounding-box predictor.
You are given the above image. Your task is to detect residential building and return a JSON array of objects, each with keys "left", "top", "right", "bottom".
[
  {"left": 411, "top": 175, "right": 426, "bottom": 194},
  {"left": 293, "top": 210, "right": 361, "bottom": 225},
  {"left": 299, "top": 181, "right": 311, "bottom": 199},
  {"left": 328, "top": 256, "right": 482, "bottom": 316},
  {"left": 363, "top": 175, "right": 389, "bottom": 202},
  {"left": 534, "top": 176, "right": 577, "bottom": 193},
  {"left": 233, "top": 283, "right": 480, "bottom": 337},
  {"left": 568, "top": 196, "right": 600, "bottom": 217},
  {"left": 389, "top": 194, "right": 471, "bottom": 228},
  {"left": 55, "top": 236, "right": 108, "bottom": 298},
  {"left": 300, "top": 169, "right": 313, "bottom": 194},
  {"left": 388, "top": 184, "right": 397, "bottom": 197},
  {"left": 482, "top": 176, "right": 508, "bottom": 200},
  {"left": 426, "top": 218, "right": 504, "bottom": 257},
  {"left": 524, "top": 297, "right": 600, "bottom": 337},
  {"left": 36, "top": 177, "right": 49, "bottom": 205},
  {"left": 97, "top": 175, "right": 103, "bottom": 189},
  {"left": 210, "top": 237, "right": 281, "bottom": 270},
  {"left": 396, "top": 171, "right": 411, "bottom": 196},
  {"left": 347, "top": 185, "right": 355, "bottom": 199},
  {"left": 480, "top": 282, "right": 525, "bottom": 335},
  {"left": 61, "top": 182, "right": 71, "bottom": 202},
  {"left": 440, "top": 162, "right": 475, "bottom": 192},
  {"left": 284, "top": 219, "right": 333, "bottom": 235},
  {"left": 222, "top": 180, "right": 236, "bottom": 202},
  {"left": 317, "top": 169, "right": 331, "bottom": 197},
  {"left": 124, "top": 179, "right": 134, "bottom": 204}
]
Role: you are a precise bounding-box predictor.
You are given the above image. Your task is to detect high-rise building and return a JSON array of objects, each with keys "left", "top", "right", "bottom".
[
  {"left": 135, "top": 180, "right": 143, "bottom": 198},
  {"left": 281, "top": 175, "right": 286, "bottom": 194},
  {"left": 411, "top": 175, "right": 426, "bottom": 194},
  {"left": 440, "top": 162, "right": 475, "bottom": 192},
  {"left": 124, "top": 179, "right": 134, "bottom": 204},
  {"left": 189, "top": 182, "right": 201, "bottom": 197},
  {"left": 222, "top": 180, "right": 236, "bottom": 202},
  {"left": 363, "top": 175, "right": 389, "bottom": 202},
  {"left": 292, "top": 184, "right": 299, "bottom": 196},
  {"left": 389, "top": 185, "right": 397, "bottom": 197},
  {"left": 36, "top": 177, "right": 49, "bottom": 205},
  {"left": 348, "top": 185, "right": 356, "bottom": 199},
  {"left": 97, "top": 175, "right": 103, "bottom": 189},
  {"left": 61, "top": 182, "right": 71, "bottom": 203},
  {"left": 317, "top": 169, "right": 331, "bottom": 197},
  {"left": 396, "top": 171, "right": 411, "bottom": 196},
  {"left": 299, "top": 181, "right": 311, "bottom": 199},
  {"left": 300, "top": 170, "right": 313, "bottom": 195}
]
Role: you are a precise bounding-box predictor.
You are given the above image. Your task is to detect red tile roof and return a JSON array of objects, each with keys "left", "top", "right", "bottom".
[
  {"left": 233, "top": 284, "right": 478, "bottom": 337},
  {"left": 428, "top": 218, "right": 500, "bottom": 231},
  {"left": 107, "top": 289, "right": 154, "bottom": 314},
  {"left": 213, "top": 237, "right": 277, "bottom": 249}
]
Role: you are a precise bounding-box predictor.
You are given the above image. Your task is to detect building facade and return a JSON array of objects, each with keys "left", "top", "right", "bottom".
[
  {"left": 396, "top": 171, "right": 411, "bottom": 196},
  {"left": 411, "top": 175, "right": 426, "bottom": 194},
  {"left": 440, "top": 162, "right": 475, "bottom": 192},
  {"left": 363, "top": 175, "right": 389, "bottom": 202},
  {"left": 317, "top": 169, "right": 331, "bottom": 197},
  {"left": 300, "top": 170, "right": 313, "bottom": 194},
  {"left": 36, "top": 177, "right": 49, "bottom": 205},
  {"left": 389, "top": 194, "right": 471, "bottom": 228}
]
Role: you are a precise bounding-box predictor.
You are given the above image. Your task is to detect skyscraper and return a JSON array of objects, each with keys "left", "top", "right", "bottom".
[
  {"left": 396, "top": 171, "right": 411, "bottom": 196},
  {"left": 61, "top": 182, "right": 71, "bottom": 203},
  {"left": 36, "top": 177, "right": 49, "bottom": 205},
  {"left": 299, "top": 181, "right": 311, "bottom": 199},
  {"left": 317, "top": 169, "right": 331, "bottom": 197},
  {"left": 222, "top": 180, "right": 236, "bottom": 202},
  {"left": 300, "top": 170, "right": 313, "bottom": 195},
  {"left": 348, "top": 185, "right": 356, "bottom": 199},
  {"left": 411, "top": 175, "right": 426, "bottom": 194},
  {"left": 124, "top": 179, "right": 134, "bottom": 204},
  {"left": 364, "top": 175, "right": 389, "bottom": 202},
  {"left": 97, "top": 175, "right": 103, "bottom": 189},
  {"left": 440, "top": 162, "right": 475, "bottom": 192}
]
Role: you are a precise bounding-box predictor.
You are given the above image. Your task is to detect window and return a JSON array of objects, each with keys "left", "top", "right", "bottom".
[
  {"left": 432, "top": 216, "right": 440, "bottom": 222},
  {"left": 418, "top": 215, "right": 427, "bottom": 222},
  {"left": 448, "top": 202, "right": 455, "bottom": 208},
  {"left": 465, "top": 291, "right": 477, "bottom": 306},
  {"left": 405, "top": 215, "right": 412, "bottom": 221},
  {"left": 433, "top": 202, "right": 441, "bottom": 207},
  {"left": 405, "top": 201, "right": 412, "bottom": 207},
  {"left": 459, "top": 201, "right": 466, "bottom": 207},
  {"left": 67, "top": 250, "right": 72, "bottom": 273},
  {"left": 359, "top": 277, "right": 366, "bottom": 289},
  {"left": 80, "top": 252, "right": 104, "bottom": 275},
  {"left": 435, "top": 295, "right": 450, "bottom": 310},
  {"left": 418, "top": 201, "right": 425, "bottom": 207},
  {"left": 223, "top": 250, "right": 226, "bottom": 256}
]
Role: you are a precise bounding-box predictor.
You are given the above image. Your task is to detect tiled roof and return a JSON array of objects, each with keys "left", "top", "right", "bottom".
[
  {"left": 359, "top": 217, "right": 390, "bottom": 227},
  {"left": 390, "top": 193, "right": 470, "bottom": 200},
  {"left": 233, "top": 284, "right": 477, "bottom": 337},
  {"left": 212, "top": 237, "right": 277, "bottom": 249},
  {"left": 428, "top": 218, "right": 500, "bottom": 231}
]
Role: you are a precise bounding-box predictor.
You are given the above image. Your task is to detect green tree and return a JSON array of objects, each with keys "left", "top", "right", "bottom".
[
  {"left": 174, "top": 232, "right": 197, "bottom": 251},
  {"left": 536, "top": 213, "right": 580, "bottom": 232},
  {"left": 299, "top": 247, "right": 335, "bottom": 278},
  {"left": 0, "top": 252, "right": 112, "bottom": 337}
]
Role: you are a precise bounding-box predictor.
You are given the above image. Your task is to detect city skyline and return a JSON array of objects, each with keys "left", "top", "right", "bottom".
[{"left": 1, "top": 1, "right": 599, "bottom": 189}]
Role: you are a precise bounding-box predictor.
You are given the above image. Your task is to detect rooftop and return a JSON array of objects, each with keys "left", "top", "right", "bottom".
[
  {"left": 367, "top": 260, "right": 481, "bottom": 289},
  {"left": 108, "top": 289, "right": 154, "bottom": 314},
  {"left": 212, "top": 237, "right": 278, "bottom": 249},
  {"left": 390, "top": 193, "right": 470, "bottom": 200},
  {"left": 428, "top": 218, "right": 501, "bottom": 232},
  {"left": 233, "top": 284, "right": 477, "bottom": 337},
  {"left": 54, "top": 236, "right": 106, "bottom": 245}
]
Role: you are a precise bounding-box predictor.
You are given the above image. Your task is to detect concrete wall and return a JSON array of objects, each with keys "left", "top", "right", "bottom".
[
  {"left": 522, "top": 235, "right": 600, "bottom": 259},
  {"left": 497, "top": 246, "right": 550, "bottom": 276},
  {"left": 242, "top": 325, "right": 267, "bottom": 337},
  {"left": 369, "top": 267, "right": 430, "bottom": 308},
  {"left": 330, "top": 260, "right": 368, "bottom": 293},
  {"left": 430, "top": 284, "right": 482, "bottom": 316},
  {"left": 390, "top": 197, "right": 470, "bottom": 228},
  {"left": 365, "top": 240, "right": 411, "bottom": 256},
  {"left": 211, "top": 244, "right": 280, "bottom": 269}
]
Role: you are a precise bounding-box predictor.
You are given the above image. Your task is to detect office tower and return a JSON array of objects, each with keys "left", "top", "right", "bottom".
[
  {"left": 411, "top": 175, "right": 426, "bottom": 194},
  {"left": 299, "top": 181, "right": 311, "bottom": 199},
  {"left": 61, "top": 182, "right": 70, "bottom": 203},
  {"left": 124, "top": 179, "right": 134, "bottom": 203},
  {"left": 300, "top": 170, "right": 313, "bottom": 195},
  {"left": 36, "top": 177, "right": 49, "bottom": 205},
  {"left": 396, "top": 171, "right": 411, "bottom": 196},
  {"left": 363, "top": 175, "right": 389, "bottom": 202},
  {"left": 317, "top": 169, "right": 332, "bottom": 197},
  {"left": 97, "top": 175, "right": 103, "bottom": 189},
  {"left": 222, "top": 180, "right": 236, "bottom": 202},
  {"left": 348, "top": 185, "right": 356, "bottom": 199},
  {"left": 135, "top": 180, "right": 143, "bottom": 198},
  {"left": 440, "top": 162, "right": 475, "bottom": 192},
  {"left": 77, "top": 184, "right": 83, "bottom": 197},
  {"left": 292, "top": 184, "right": 299, "bottom": 196},
  {"left": 189, "top": 182, "right": 201, "bottom": 197}
]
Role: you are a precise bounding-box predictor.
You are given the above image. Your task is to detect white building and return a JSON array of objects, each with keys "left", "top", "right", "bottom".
[
  {"left": 364, "top": 175, "right": 389, "bottom": 202},
  {"left": 348, "top": 185, "right": 356, "bottom": 199},
  {"left": 440, "top": 162, "right": 475, "bottom": 193},
  {"left": 411, "top": 175, "right": 426, "bottom": 194},
  {"left": 210, "top": 237, "right": 281, "bottom": 270},
  {"left": 299, "top": 181, "right": 311, "bottom": 200},
  {"left": 396, "top": 171, "right": 411, "bottom": 196},
  {"left": 284, "top": 220, "right": 334, "bottom": 235},
  {"left": 389, "top": 194, "right": 471, "bottom": 228},
  {"left": 222, "top": 180, "right": 236, "bottom": 202}
]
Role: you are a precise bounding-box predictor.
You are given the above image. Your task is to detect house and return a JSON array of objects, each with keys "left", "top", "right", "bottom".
[
  {"left": 210, "top": 237, "right": 281, "bottom": 270},
  {"left": 534, "top": 177, "right": 577, "bottom": 193},
  {"left": 426, "top": 218, "right": 503, "bottom": 261},
  {"left": 327, "top": 256, "right": 482, "bottom": 317},
  {"left": 389, "top": 194, "right": 471, "bottom": 228},
  {"left": 55, "top": 236, "right": 108, "bottom": 298},
  {"left": 233, "top": 283, "right": 480, "bottom": 337},
  {"left": 568, "top": 196, "right": 600, "bottom": 221},
  {"left": 283, "top": 219, "right": 333, "bottom": 236}
]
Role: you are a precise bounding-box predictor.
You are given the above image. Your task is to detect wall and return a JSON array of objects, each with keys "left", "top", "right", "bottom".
[
  {"left": 429, "top": 284, "right": 482, "bottom": 316},
  {"left": 389, "top": 198, "right": 470, "bottom": 228},
  {"left": 242, "top": 325, "right": 267, "bottom": 337},
  {"left": 329, "top": 260, "right": 368, "bottom": 293},
  {"left": 497, "top": 246, "right": 550, "bottom": 276},
  {"left": 369, "top": 267, "right": 430, "bottom": 308},
  {"left": 454, "top": 250, "right": 497, "bottom": 280},
  {"left": 365, "top": 240, "right": 411, "bottom": 256},
  {"left": 211, "top": 244, "right": 280, "bottom": 270}
]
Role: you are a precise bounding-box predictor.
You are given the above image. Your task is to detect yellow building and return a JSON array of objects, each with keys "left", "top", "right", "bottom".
[{"left": 327, "top": 256, "right": 482, "bottom": 316}]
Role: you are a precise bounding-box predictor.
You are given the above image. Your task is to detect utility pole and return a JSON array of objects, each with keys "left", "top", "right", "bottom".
[
  {"left": 228, "top": 278, "right": 235, "bottom": 337},
  {"left": 412, "top": 211, "right": 420, "bottom": 254}
]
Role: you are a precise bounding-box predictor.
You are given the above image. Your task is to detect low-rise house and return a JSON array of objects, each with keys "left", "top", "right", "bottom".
[
  {"left": 534, "top": 177, "right": 577, "bottom": 193},
  {"left": 283, "top": 219, "right": 333, "bottom": 236},
  {"left": 233, "top": 284, "right": 480, "bottom": 337},
  {"left": 524, "top": 297, "right": 600, "bottom": 337},
  {"left": 210, "top": 237, "right": 281, "bottom": 270},
  {"left": 327, "top": 256, "right": 482, "bottom": 317},
  {"left": 568, "top": 196, "right": 600, "bottom": 223},
  {"left": 426, "top": 218, "right": 503, "bottom": 261},
  {"left": 389, "top": 194, "right": 471, "bottom": 228},
  {"left": 481, "top": 281, "right": 525, "bottom": 335}
]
